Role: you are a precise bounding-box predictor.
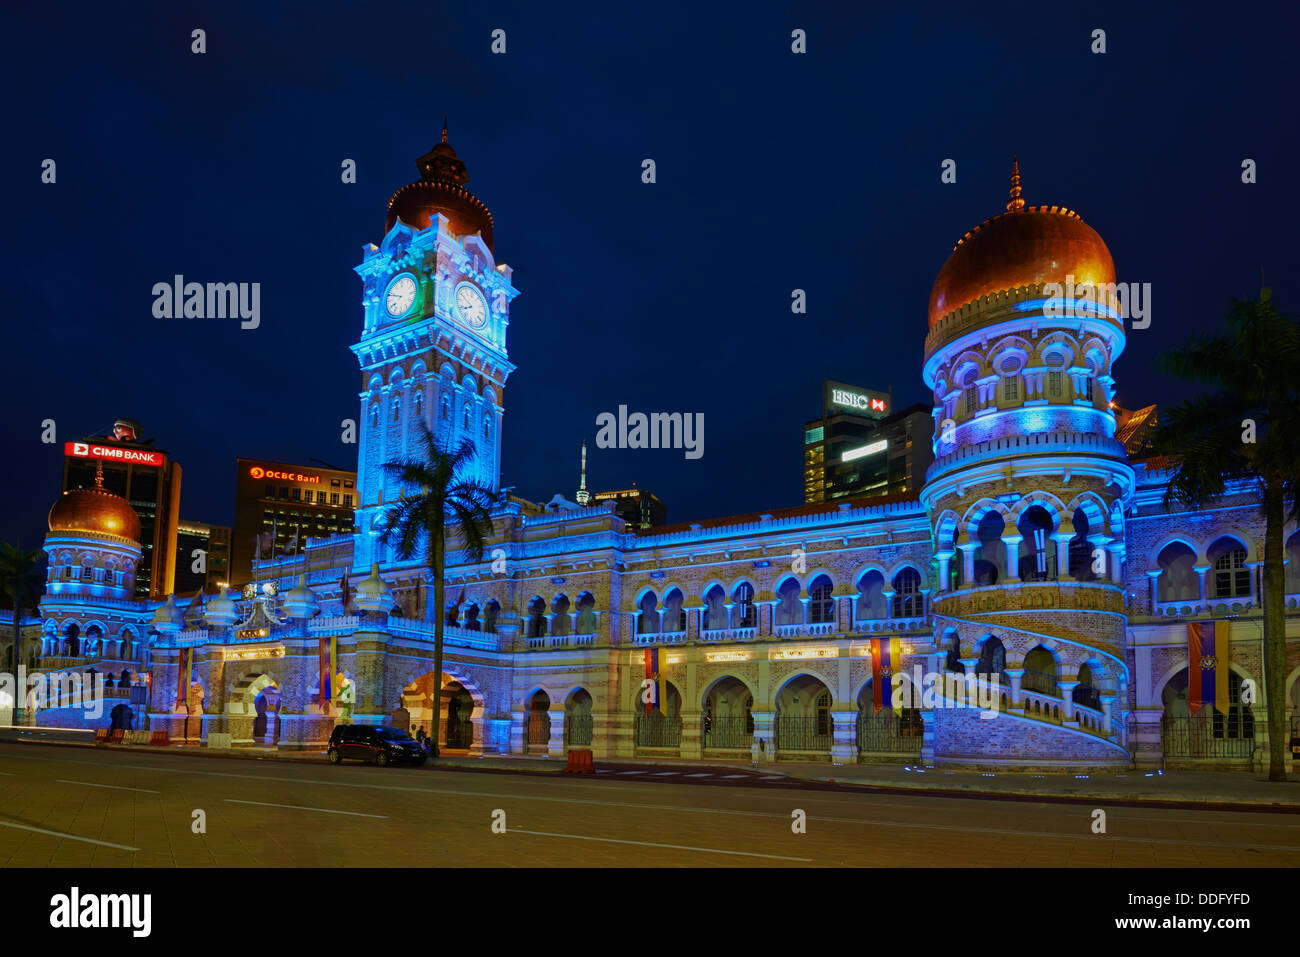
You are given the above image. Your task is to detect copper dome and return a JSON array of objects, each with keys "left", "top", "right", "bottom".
[
  {"left": 48, "top": 486, "right": 141, "bottom": 543},
  {"left": 928, "top": 159, "right": 1115, "bottom": 328},
  {"left": 385, "top": 125, "right": 494, "bottom": 250}
]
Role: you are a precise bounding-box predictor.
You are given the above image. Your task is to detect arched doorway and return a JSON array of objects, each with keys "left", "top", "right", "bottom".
[
  {"left": 564, "top": 688, "right": 593, "bottom": 747},
  {"left": 444, "top": 682, "right": 475, "bottom": 750},
  {"left": 252, "top": 683, "right": 281, "bottom": 744},
  {"left": 775, "top": 674, "right": 833, "bottom": 754},
  {"left": 633, "top": 681, "right": 682, "bottom": 749},
  {"left": 525, "top": 690, "right": 551, "bottom": 753},
  {"left": 702, "top": 676, "right": 753, "bottom": 750},
  {"left": 1160, "top": 667, "right": 1255, "bottom": 760}
]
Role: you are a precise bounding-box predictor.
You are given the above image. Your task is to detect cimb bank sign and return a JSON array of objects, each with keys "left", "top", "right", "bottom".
[{"left": 824, "top": 381, "right": 889, "bottom": 418}]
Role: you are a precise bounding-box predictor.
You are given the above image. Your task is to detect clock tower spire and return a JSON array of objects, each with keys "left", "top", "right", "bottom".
[{"left": 350, "top": 130, "right": 520, "bottom": 572}]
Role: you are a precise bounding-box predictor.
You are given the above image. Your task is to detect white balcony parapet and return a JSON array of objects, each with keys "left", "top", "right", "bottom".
[{"left": 630, "top": 631, "right": 687, "bottom": 646}]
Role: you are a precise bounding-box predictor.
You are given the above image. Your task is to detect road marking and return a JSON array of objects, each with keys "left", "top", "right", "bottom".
[
  {"left": 650, "top": 772, "right": 679, "bottom": 776},
  {"left": 510, "top": 827, "right": 813, "bottom": 862},
  {"left": 616, "top": 770, "right": 646, "bottom": 775},
  {"left": 0, "top": 818, "right": 139, "bottom": 852},
  {"left": 57, "top": 779, "right": 159, "bottom": 794},
  {"left": 0, "top": 771, "right": 15, "bottom": 776},
  {"left": 10, "top": 753, "right": 1299, "bottom": 853},
  {"left": 762, "top": 775, "right": 784, "bottom": 780},
  {"left": 685, "top": 773, "right": 712, "bottom": 778},
  {"left": 722, "top": 774, "right": 750, "bottom": 779},
  {"left": 224, "top": 799, "right": 387, "bottom": 819}
]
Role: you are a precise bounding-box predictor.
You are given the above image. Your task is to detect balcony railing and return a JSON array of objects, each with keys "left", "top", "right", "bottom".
[
  {"left": 700, "top": 627, "right": 757, "bottom": 642},
  {"left": 630, "top": 631, "right": 687, "bottom": 646},
  {"left": 853, "top": 617, "right": 927, "bottom": 633}
]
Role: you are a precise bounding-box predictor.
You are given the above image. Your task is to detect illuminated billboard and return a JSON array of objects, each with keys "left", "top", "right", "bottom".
[
  {"left": 824, "top": 381, "right": 889, "bottom": 418},
  {"left": 842, "top": 439, "right": 887, "bottom": 462},
  {"left": 64, "top": 441, "right": 166, "bottom": 468}
]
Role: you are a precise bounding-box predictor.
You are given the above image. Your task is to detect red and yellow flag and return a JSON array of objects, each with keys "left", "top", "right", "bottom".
[
  {"left": 870, "top": 636, "right": 903, "bottom": 714},
  {"left": 1187, "top": 621, "right": 1228, "bottom": 716},
  {"left": 643, "top": 648, "right": 667, "bottom": 715}
]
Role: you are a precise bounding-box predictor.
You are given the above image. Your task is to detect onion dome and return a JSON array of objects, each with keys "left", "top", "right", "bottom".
[
  {"left": 353, "top": 562, "right": 397, "bottom": 613},
  {"left": 205, "top": 587, "right": 239, "bottom": 627},
  {"left": 283, "top": 575, "right": 321, "bottom": 619},
  {"left": 385, "top": 120, "right": 495, "bottom": 250},
  {"left": 152, "top": 594, "right": 185, "bottom": 632},
  {"left": 48, "top": 465, "right": 141, "bottom": 543},
  {"left": 928, "top": 157, "right": 1115, "bottom": 328}
]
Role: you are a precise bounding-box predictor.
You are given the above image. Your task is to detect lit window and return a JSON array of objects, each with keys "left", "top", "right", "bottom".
[
  {"left": 1048, "top": 371, "right": 1062, "bottom": 397},
  {"left": 1003, "top": 377, "right": 1018, "bottom": 401}
]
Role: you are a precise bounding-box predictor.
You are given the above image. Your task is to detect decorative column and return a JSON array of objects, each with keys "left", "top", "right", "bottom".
[
  {"left": 755, "top": 590, "right": 777, "bottom": 636},
  {"left": 1193, "top": 564, "right": 1212, "bottom": 610},
  {"left": 935, "top": 549, "right": 955, "bottom": 593},
  {"left": 1000, "top": 534, "right": 1023, "bottom": 582},
  {"left": 881, "top": 589, "right": 896, "bottom": 625},
  {"left": 1005, "top": 668, "right": 1026, "bottom": 706},
  {"left": 723, "top": 601, "right": 735, "bottom": 631},
  {"left": 547, "top": 702, "right": 567, "bottom": 757},
  {"left": 959, "top": 542, "right": 978, "bottom": 584},
  {"left": 1244, "top": 560, "right": 1263, "bottom": 607},
  {"left": 1099, "top": 693, "right": 1116, "bottom": 734},
  {"left": 1058, "top": 681, "right": 1080, "bottom": 721},
  {"left": 508, "top": 709, "right": 527, "bottom": 754},
  {"left": 798, "top": 594, "right": 811, "bottom": 633},
  {"left": 683, "top": 599, "right": 705, "bottom": 641},
  {"left": 1052, "top": 531, "right": 1073, "bottom": 580},
  {"left": 1129, "top": 707, "right": 1163, "bottom": 770},
  {"left": 830, "top": 709, "right": 857, "bottom": 766},
  {"left": 1146, "top": 569, "right": 1162, "bottom": 614},
  {"left": 750, "top": 709, "right": 777, "bottom": 763}
]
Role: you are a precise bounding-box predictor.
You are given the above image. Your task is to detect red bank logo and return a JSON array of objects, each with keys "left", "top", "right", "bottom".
[
  {"left": 249, "top": 466, "right": 265, "bottom": 479},
  {"left": 64, "top": 442, "right": 165, "bottom": 468}
]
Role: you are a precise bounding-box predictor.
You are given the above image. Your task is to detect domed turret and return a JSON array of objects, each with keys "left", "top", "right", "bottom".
[
  {"left": 204, "top": 587, "right": 239, "bottom": 627},
  {"left": 283, "top": 575, "right": 321, "bottom": 619},
  {"left": 928, "top": 157, "right": 1115, "bottom": 329},
  {"left": 353, "top": 562, "right": 396, "bottom": 613},
  {"left": 48, "top": 469, "right": 141, "bottom": 544},
  {"left": 385, "top": 121, "right": 495, "bottom": 250}
]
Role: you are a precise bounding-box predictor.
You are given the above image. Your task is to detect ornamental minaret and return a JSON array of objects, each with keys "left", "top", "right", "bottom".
[
  {"left": 918, "top": 159, "right": 1136, "bottom": 769},
  {"left": 351, "top": 125, "right": 520, "bottom": 572}
]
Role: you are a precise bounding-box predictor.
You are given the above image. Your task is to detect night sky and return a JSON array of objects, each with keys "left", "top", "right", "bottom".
[{"left": 4, "top": 2, "right": 1297, "bottom": 550}]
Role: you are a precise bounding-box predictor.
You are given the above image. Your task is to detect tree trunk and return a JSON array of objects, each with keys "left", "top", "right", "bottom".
[
  {"left": 430, "top": 517, "right": 445, "bottom": 759},
  {"left": 1263, "top": 483, "right": 1289, "bottom": 781}
]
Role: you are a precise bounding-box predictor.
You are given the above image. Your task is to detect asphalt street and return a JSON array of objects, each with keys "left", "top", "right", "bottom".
[{"left": 1, "top": 743, "right": 1296, "bottom": 867}]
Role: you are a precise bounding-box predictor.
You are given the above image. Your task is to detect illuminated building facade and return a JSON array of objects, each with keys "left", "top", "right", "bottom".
[
  {"left": 26, "top": 145, "right": 1300, "bottom": 772},
  {"left": 229, "top": 459, "right": 357, "bottom": 586},
  {"left": 174, "top": 520, "right": 231, "bottom": 594},
  {"left": 61, "top": 418, "right": 181, "bottom": 599},
  {"left": 804, "top": 382, "right": 933, "bottom": 503}
]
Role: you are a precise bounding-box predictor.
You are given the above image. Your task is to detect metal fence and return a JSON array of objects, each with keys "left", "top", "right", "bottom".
[
  {"left": 634, "top": 712, "right": 682, "bottom": 748},
  {"left": 564, "top": 712, "right": 593, "bottom": 746},
  {"left": 775, "top": 715, "right": 833, "bottom": 752},
  {"left": 702, "top": 715, "right": 753, "bottom": 749},
  {"left": 1020, "top": 668, "right": 1058, "bottom": 696},
  {"left": 856, "top": 708, "right": 924, "bottom": 753},
  {"left": 1161, "top": 711, "right": 1255, "bottom": 758}
]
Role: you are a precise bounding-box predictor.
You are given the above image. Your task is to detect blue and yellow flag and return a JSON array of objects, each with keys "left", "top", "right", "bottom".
[
  {"left": 1187, "top": 621, "right": 1228, "bottom": 716},
  {"left": 871, "top": 636, "right": 903, "bottom": 714}
]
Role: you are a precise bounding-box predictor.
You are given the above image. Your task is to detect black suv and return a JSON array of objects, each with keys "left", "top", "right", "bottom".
[{"left": 327, "top": 724, "right": 427, "bottom": 766}]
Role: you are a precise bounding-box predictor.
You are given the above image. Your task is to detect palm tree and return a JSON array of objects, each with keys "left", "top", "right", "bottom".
[
  {"left": 0, "top": 543, "right": 45, "bottom": 727},
  {"left": 1155, "top": 288, "right": 1300, "bottom": 781},
  {"left": 379, "top": 424, "right": 498, "bottom": 757}
]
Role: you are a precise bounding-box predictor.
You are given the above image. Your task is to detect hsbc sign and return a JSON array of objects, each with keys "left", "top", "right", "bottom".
[
  {"left": 824, "top": 380, "right": 890, "bottom": 419},
  {"left": 65, "top": 441, "right": 165, "bottom": 468}
]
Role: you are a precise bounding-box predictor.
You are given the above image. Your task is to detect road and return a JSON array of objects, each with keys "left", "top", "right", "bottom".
[{"left": 1, "top": 743, "right": 1296, "bottom": 867}]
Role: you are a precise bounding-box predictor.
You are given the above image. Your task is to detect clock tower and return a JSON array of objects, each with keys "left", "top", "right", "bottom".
[{"left": 351, "top": 125, "right": 519, "bottom": 572}]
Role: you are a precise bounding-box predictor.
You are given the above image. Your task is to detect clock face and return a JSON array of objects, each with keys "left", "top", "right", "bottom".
[
  {"left": 455, "top": 283, "right": 488, "bottom": 328},
  {"left": 385, "top": 275, "right": 417, "bottom": 317}
]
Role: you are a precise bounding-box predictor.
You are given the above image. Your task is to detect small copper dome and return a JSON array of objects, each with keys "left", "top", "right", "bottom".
[
  {"left": 928, "top": 158, "right": 1115, "bottom": 328},
  {"left": 49, "top": 486, "right": 141, "bottom": 543},
  {"left": 385, "top": 123, "right": 495, "bottom": 250}
]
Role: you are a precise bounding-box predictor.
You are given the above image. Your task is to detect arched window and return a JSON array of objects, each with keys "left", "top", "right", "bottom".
[
  {"left": 390, "top": 394, "right": 401, "bottom": 423},
  {"left": 809, "top": 575, "right": 834, "bottom": 624},
  {"left": 463, "top": 404, "right": 472, "bottom": 429},
  {"left": 733, "top": 583, "right": 755, "bottom": 629},
  {"left": 440, "top": 393, "right": 450, "bottom": 421},
  {"left": 1017, "top": 505, "right": 1055, "bottom": 581},
  {"left": 483, "top": 416, "right": 491, "bottom": 440},
  {"left": 413, "top": 389, "right": 424, "bottom": 418},
  {"left": 1212, "top": 544, "right": 1249, "bottom": 598},
  {"left": 892, "top": 568, "right": 922, "bottom": 618},
  {"left": 369, "top": 403, "right": 379, "bottom": 427}
]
